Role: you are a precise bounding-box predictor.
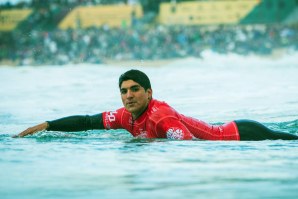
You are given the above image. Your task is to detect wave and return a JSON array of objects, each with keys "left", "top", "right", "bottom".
[
  {"left": 161, "top": 50, "right": 298, "bottom": 69},
  {"left": 267, "top": 119, "right": 298, "bottom": 134}
]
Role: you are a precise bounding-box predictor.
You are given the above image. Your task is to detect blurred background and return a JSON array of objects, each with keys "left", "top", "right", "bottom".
[{"left": 0, "top": 0, "right": 297, "bottom": 66}]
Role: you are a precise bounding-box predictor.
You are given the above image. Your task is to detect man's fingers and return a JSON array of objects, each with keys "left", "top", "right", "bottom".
[
  {"left": 12, "top": 123, "right": 48, "bottom": 138},
  {"left": 12, "top": 128, "right": 34, "bottom": 138}
]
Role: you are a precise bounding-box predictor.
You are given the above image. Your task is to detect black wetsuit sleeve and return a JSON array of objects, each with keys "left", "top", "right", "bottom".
[{"left": 46, "top": 113, "right": 104, "bottom": 132}]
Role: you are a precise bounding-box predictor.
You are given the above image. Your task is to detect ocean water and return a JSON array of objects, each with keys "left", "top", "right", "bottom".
[{"left": 1, "top": 51, "right": 298, "bottom": 199}]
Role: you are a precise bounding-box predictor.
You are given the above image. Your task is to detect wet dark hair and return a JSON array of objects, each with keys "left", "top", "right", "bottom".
[{"left": 119, "top": 69, "right": 151, "bottom": 91}]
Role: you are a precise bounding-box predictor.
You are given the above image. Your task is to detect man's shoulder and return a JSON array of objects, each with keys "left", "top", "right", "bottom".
[
  {"left": 104, "top": 106, "right": 126, "bottom": 115},
  {"left": 151, "top": 99, "right": 171, "bottom": 109},
  {"left": 149, "top": 99, "right": 177, "bottom": 119},
  {"left": 102, "top": 106, "right": 130, "bottom": 129},
  {"left": 103, "top": 106, "right": 129, "bottom": 122}
]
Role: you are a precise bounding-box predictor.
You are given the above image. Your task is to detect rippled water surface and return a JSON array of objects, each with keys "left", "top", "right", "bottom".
[{"left": 1, "top": 52, "right": 298, "bottom": 198}]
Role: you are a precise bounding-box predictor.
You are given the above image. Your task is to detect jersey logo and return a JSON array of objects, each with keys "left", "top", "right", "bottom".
[
  {"left": 137, "top": 130, "right": 148, "bottom": 138},
  {"left": 150, "top": 106, "right": 158, "bottom": 114},
  {"left": 166, "top": 127, "right": 184, "bottom": 139},
  {"left": 107, "top": 111, "right": 117, "bottom": 122}
]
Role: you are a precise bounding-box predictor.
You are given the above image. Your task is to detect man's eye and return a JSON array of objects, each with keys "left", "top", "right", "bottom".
[
  {"left": 120, "top": 90, "right": 127, "bottom": 94},
  {"left": 131, "top": 87, "right": 139, "bottom": 92}
]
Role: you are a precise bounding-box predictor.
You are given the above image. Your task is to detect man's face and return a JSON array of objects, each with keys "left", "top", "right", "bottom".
[{"left": 120, "top": 80, "right": 152, "bottom": 119}]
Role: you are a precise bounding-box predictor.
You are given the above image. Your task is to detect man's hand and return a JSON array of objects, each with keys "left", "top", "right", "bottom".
[{"left": 12, "top": 122, "right": 49, "bottom": 138}]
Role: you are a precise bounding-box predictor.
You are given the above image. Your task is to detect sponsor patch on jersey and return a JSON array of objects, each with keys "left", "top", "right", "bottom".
[
  {"left": 166, "top": 127, "right": 184, "bottom": 139},
  {"left": 137, "top": 130, "right": 148, "bottom": 138},
  {"left": 107, "top": 111, "right": 117, "bottom": 122},
  {"left": 104, "top": 111, "right": 117, "bottom": 129}
]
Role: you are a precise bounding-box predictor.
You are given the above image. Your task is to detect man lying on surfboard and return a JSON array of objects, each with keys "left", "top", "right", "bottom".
[{"left": 13, "top": 69, "right": 298, "bottom": 140}]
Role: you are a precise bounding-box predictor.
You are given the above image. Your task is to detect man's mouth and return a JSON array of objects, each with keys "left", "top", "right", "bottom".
[{"left": 127, "top": 101, "right": 136, "bottom": 106}]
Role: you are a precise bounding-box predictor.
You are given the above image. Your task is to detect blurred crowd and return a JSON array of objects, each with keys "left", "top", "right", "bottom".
[
  {"left": 1, "top": 24, "right": 297, "bottom": 66},
  {"left": 1, "top": 0, "right": 297, "bottom": 65},
  {"left": 1, "top": 0, "right": 143, "bottom": 32},
  {"left": 0, "top": 0, "right": 134, "bottom": 8}
]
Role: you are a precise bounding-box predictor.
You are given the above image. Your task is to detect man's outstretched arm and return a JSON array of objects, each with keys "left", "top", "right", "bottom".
[{"left": 13, "top": 114, "right": 104, "bottom": 138}]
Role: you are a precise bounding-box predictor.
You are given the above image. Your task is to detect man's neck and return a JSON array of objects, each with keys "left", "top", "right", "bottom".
[{"left": 132, "top": 100, "right": 151, "bottom": 120}]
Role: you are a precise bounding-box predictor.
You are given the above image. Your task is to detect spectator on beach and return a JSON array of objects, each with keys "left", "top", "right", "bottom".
[{"left": 1, "top": 1, "right": 298, "bottom": 66}]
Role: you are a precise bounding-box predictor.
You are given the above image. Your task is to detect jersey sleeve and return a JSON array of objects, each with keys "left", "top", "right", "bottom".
[
  {"left": 102, "top": 108, "right": 125, "bottom": 129},
  {"left": 155, "top": 117, "right": 193, "bottom": 140}
]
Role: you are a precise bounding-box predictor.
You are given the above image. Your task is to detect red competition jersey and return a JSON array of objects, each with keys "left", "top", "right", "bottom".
[{"left": 102, "top": 99, "right": 240, "bottom": 140}]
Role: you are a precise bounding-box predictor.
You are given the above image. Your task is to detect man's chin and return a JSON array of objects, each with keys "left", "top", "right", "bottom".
[{"left": 125, "top": 106, "right": 136, "bottom": 113}]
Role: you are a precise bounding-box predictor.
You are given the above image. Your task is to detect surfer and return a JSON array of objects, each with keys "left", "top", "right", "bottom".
[{"left": 13, "top": 69, "right": 298, "bottom": 140}]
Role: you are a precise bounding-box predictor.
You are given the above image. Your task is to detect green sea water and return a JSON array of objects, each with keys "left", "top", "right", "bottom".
[{"left": 1, "top": 52, "right": 298, "bottom": 198}]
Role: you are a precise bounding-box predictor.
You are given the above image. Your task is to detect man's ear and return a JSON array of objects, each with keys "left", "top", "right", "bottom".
[{"left": 147, "top": 88, "right": 153, "bottom": 99}]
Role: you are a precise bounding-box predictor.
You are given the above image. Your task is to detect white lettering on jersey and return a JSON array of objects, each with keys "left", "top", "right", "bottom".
[
  {"left": 150, "top": 106, "right": 158, "bottom": 114},
  {"left": 166, "top": 127, "right": 184, "bottom": 139},
  {"left": 107, "top": 111, "right": 117, "bottom": 122}
]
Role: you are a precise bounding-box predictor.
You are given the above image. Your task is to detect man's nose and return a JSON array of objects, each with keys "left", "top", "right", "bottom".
[{"left": 126, "top": 89, "right": 133, "bottom": 98}]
